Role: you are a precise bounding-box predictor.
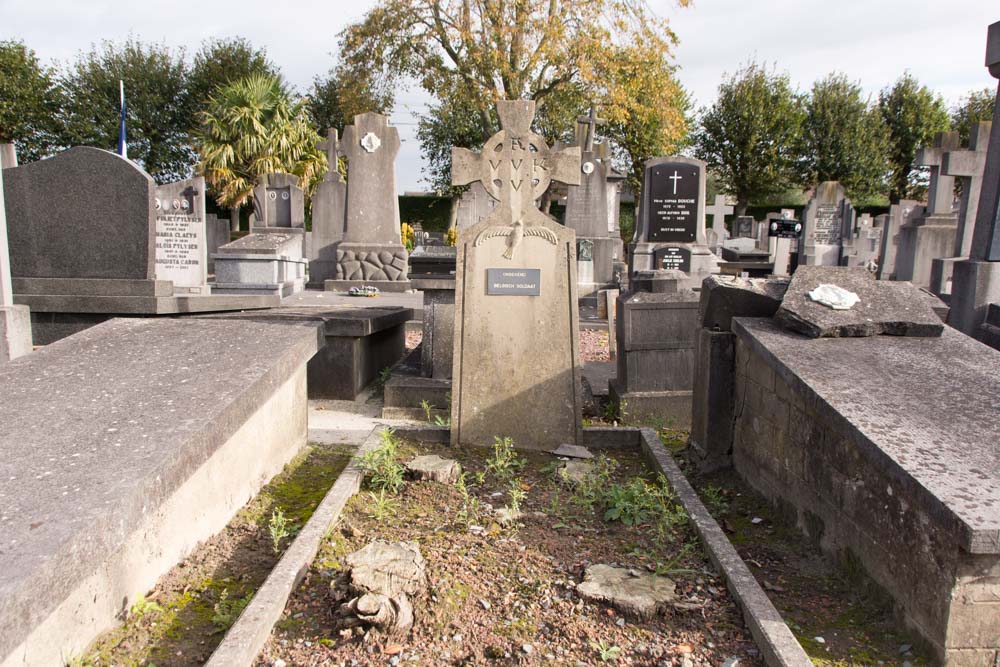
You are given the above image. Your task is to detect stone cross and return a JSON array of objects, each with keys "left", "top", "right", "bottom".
[
  {"left": 943, "top": 121, "right": 991, "bottom": 257},
  {"left": 705, "top": 194, "right": 733, "bottom": 240},
  {"left": 453, "top": 100, "right": 581, "bottom": 229},
  {"left": 317, "top": 128, "right": 345, "bottom": 183},
  {"left": 577, "top": 105, "right": 607, "bottom": 153},
  {"left": 915, "top": 131, "right": 961, "bottom": 216},
  {"left": 971, "top": 23, "right": 1000, "bottom": 262}
]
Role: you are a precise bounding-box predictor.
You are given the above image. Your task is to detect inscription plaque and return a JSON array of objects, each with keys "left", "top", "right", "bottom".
[
  {"left": 769, "top": 219, "right": 802, "bottom": 238},
  {"left": 813, "top": 204, "right": 842, "bottom": 245},
  {"left": 654, "top": 246, "right": 691, "bottom": 272},
  {"left": 645, "top": 163, "right": 699, "bottom": 242},
  {"left": 486, "top": 268, "right": 541, "bottom": 296}
]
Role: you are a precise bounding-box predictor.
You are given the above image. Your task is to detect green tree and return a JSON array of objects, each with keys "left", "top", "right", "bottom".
[
  {"left": 0, "top": 40, "right": 62, "bottom": 163},
  {"left": 308, "top": 64, "right": 393, "bottom": 135},
  {"left": 195, "top": 73, "right": 326, "bottom": 216},
  {"left": 951, "top": 87, "right": 996, "bottom": 146},
  {"left": 799, "top": 73, "right": 890, "bottom": 203},
  {"left": 186, "top": 37, "right": 278, "bottom": 130},
  {"left": 58, "top": 38, "right": 193, "bottom": 182},
  {"left": 337, "top": 0, "right": 689, "bottom": 194},
  {"left": 694, "top": 61, "right": 805, "bottom": 215},
  {"left": 878, "top": 72, "right": 950, "bottom": 203}
]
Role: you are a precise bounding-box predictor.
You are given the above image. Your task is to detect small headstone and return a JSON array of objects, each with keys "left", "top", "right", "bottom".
[
  {"left": 576, "top": 564, "right": 677, "bottom": 619},
  {"left": 154, "top": 176, "right": 209, "bottom": 295},
  {"left": 405, "top": 454, "right": 461, "bottom": 484},
  {"left": 877, "top": 200, "right": 924, "bottom": 280},
  {"left": 799, "top": 181, "right": 851, "bottom": 266},
  {"left": 705, "top": 195, "right": 733, "bottom": 252},
  {"left": 310, "top": 128, "right": 348, "bottom": 284},
  {"left": 249, "top": 172, "right": 305, "bottom": 230},
  {"left": 775, "top": 266, "right": 944, "bottom": 338}
]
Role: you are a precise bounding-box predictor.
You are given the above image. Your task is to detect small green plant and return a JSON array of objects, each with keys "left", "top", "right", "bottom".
[
  {"left": 652, "top": 543, "right": 698, "bottom": 577},
  {"left": 420, "top": 399, "right": 435, "bottom": 422},
  {"left": 486, "top": 436, "right": 526, "bottom": 481},
  {"left": 356, "top": 428, "right": 405, "bottom": 494},
  {"left": 455, "top": 472, "right": 482, "bottom": 527},
  {"left": 433, "top": 414, "right": 451, "bottom": 427},
  {"left": 367, "top": 490, "right": 398, "bottom": 521},
  {"left": 701, "top": 484, "right": 730, "bottom": 515},
  {"left": 507, "top": 478, "right": 527, "bottom": 514},
  {"left": 212, "top": 588, "right": 252, "bottom": 631},
  {"left": 603, "top": 478, "right": 661, "bottom": 526},
  {"left": 591, "top": 639, "right": 622, "bottom": 662},
  {"left": 128, "top": 593, "right": 163, "bottom": 619},
  {"left": 373, "top": 366, "right": 392, "bottom": 397},
  {"left": 566, "top": 454, "right": 619, "bottom": 511},
  {"left": 268, "top": 508, "right": 292, "bottom": 553}
]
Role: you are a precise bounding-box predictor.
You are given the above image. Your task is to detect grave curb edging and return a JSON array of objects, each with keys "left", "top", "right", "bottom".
[
  {"left": 205, "top": 427, "right": 384, "bottom": 667},
  {"left": 638, "top": 427, "right": 813, "bottom": 667}
]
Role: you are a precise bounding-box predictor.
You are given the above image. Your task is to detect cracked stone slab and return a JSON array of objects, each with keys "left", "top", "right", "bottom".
[
  {"left": 774, "top": 266, "right": 943, "bottom": 338},
  {"left": 576, "top": 564, "right": 677, "bottom": 619},
  {"left": 406, "top": 454, "right": 461, "bottom": 484},
  {"left": 550, "top": 444, "right": 594, "bottom": 459}
]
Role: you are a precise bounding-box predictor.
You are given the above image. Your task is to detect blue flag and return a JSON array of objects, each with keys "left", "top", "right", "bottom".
[{"left": 117, "top": 80, "right": 127, "bottom": 159}]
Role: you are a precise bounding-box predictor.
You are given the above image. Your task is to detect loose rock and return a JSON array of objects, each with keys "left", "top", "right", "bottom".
[
  {"left": 336, "top": 541, "right": 427, "bottom": 635},
  {"left": 576, "top": 564, "right": 676, "bottom": 619},
  {"left": 406, "top": 455, "right": 461, "bottom": 484},
  {"left": 558, "top": 460, "right": 594, "bottom": 486},
  {"left": 550, "top": 444, "right": 594, "bottom": 460}
]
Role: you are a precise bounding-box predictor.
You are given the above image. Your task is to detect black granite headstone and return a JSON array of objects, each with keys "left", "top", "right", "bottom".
[
  {"left": 654, "top": 246, "right": 692, "bottom": 272},
  {"left": 644, "top": 162, "right": 699, "bottom": 243}
]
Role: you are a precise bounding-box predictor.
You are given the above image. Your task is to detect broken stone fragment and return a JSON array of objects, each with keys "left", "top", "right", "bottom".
[
  {"left": 557, "top": 460, "right": 594, "bottom": 485},
  {"left": 336, "top": 541, "right": 428, "bottom": 635},
  {"left": 406, "top": 454, "right": 461, "bottom": 484},
  {"left": 576, "top": 564, "right": 677, "bottom": 619},
  {"left": 550, "top": 444, "right": 594, "bottom": 460}
]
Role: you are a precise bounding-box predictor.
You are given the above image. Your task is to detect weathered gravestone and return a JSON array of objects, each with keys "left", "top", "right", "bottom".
[
  {"left": 3, "top": 147, "right": 274, "bottom": 343},
  {"left": 798, "top": 181, "right": 852, "bottom": 266},
  {"left": 247, "top": 172, "right": 307, "bottom": 257},
  {"left": 455, "top": 182, "right": 497, "bottom": 231},
  {"left": 930, "top": 121, "right": 991, "bottom": 297},
  {"left": 309, "top": 128, "right": 348, "bottom": 285},
  {"left": 839, "top": 213, "right": 882, "bottom": 272},
  {"left": 705, "top": 194, "right": 733, "bottom": 252},
  {"left": 562, "top": 106, "right": 623, "bottom": 297},
  {"left": 154, "top": 176, "right": 209, "bottom": 295},
  {"left": 951, "top": 20, "right": 1000, "bottom": 349},
  {"left": 450, "top": 100, "right": 582, "bottom": 449},
  {"left": 629, "top": 156, "right": 719, "bottom": 290},
  {"left": 327, "top": 112, "right": 410, "bottom": 292},
  {"left": 876, "top": 199, "right": 924, "bottom": 280},
  {"left": 0, "top": 154, "right": 31, "bottom": 362},
  {"left": 204, "top": 213, "right": 231, "bottom": 275},
  {"left": 895, "top": 131, "right": 961, "bottom": 289}
]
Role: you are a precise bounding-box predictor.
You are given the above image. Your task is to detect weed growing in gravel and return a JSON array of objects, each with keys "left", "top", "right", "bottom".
[
  {"left": 420, "top": 399, "right": 435, "bottom": 422},
  {"left": 268, "top": 508, "right": 292, "bottom": 553},
  {"left": 128, "top": 593, "right": 162, "bottom": 619},
  {"left": 486, "top": 436, "right": 526, "bottom": 481},
  {"left": 433, "top": 414, "right": 451, "bottom": 427},
  {"left": 357, "top": 429, "right": 405, "bottom": 494},
  {"left": 591, "top": 639, "right": 622, "bottom": 662},
  {"left": 367, "top": 490, "right": 398, "bottom": 521},
  {"left": 603, "top": 478, "right": 663, "bottom": 526},
  {"left": 211, "top": 588, "right": 252, "bottom": 631},
  {"left": 566, "top": 454, "right": 619, "bottom": 511},
  {"left": 507, "top": 479, "right": 527, "bottom": 514},
  {"left": 455, "top": 472, "right": 482, "bottom": 527},
  {"left": 701, "top": 484, "right": 730, "bottom": 515}
]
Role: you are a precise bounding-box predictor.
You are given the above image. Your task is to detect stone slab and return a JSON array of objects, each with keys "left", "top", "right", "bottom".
[
  {"left": 218, "top": 230, "right": 304, "bottom": 257},
  {"left": 0, "top": 305, "right": 32, "bottom": 362},
  {"left": 199, "top": 306, "right": 411, "bottom": 338},
  {"left": 0, "top": 317, "right": 322, "bottom": 665},
  {"left": 734, "top": 316, "right": 1000, "bottom": 553},
  {"left": 13, "top": 277, "right": 174, "bottom": 297},
  {"left": 698, "top": 275, "right": 790, "bottom": 332},
  {"left": 775, "top": 266, "right": 943, "bottom": 338},
  {"left": 550, "top": 444, "right": 594, "bottom": 459},
  {"left": 324, "top": 279, "right": 413, "bottom": 294}
]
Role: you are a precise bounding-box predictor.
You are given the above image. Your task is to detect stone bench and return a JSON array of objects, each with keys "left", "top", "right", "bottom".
[
  {"left": 729, "top": 317, "right": 1000, "bottom": 664},
  {"left": 0, "top": 317, "right": 321, "bottom": 666},
  {"left": 201, "top": 306, "right": 412, "bottom": 399}
]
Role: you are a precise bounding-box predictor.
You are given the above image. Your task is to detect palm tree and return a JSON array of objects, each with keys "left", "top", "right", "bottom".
[{"left": 195, "top": 73, "right": 326, "bottom": 229}]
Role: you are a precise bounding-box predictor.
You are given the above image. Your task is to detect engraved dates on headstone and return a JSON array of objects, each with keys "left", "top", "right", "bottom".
[
  {"left": 813, "top": 204, "right": 843, "bottom": 245},
  {"left": 154, "top": 177, "right": 207, "bottom": 291},
  {"left": 486, "top": 268, "right": 541, "bottom": 296},
  {"left": 655, "top": 246, "right": 691, "bottom": 272},
  {"left": 646, "top": 163, "right": 699, "bottom": 242}
]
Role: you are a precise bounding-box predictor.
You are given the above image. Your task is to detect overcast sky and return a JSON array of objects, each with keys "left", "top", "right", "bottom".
[{"left": 1, "top": 0, "right": 996, "bottom": 192}]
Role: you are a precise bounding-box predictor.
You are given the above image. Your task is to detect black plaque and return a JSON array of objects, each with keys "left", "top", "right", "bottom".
[
  {"left": 736, "top": 216, "right": 755, "bottom": 237},
  {"left": 486, "top": 268, "right": 541, "bottom": 296},
  {"left": 576, "top": 238, "right": 594, "bottom": 261},
  {"left": 654, "top": 246, "right": 691, "bottom": 272},
  {"left": 644, "top": 163, "right": 700, "bottom": 243},
  {"left": 768, "top": 219, "right": 802, "bottom": 238}
]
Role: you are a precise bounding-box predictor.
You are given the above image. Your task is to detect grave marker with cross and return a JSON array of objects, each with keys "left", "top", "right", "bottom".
[
  {"left": 576, "top": 105, "right": 607, "bottom": 153},
  {"left": 943, "top": 121, "right": 991, "bottom": 257},
  {"left": 310, "top": 127, "right": 349, "bottom": 280},
  {"left": 705, "top": 194, "right": 734, "bottom": 250},
  {"left": 450, "top": 99, "right": 584, "bottom": 450},
  {"left": 316, "top": 128, "right": 345, "bottom": 184},
  {"left": 915, "top": 131, "right": 961, "bottom": 217}
]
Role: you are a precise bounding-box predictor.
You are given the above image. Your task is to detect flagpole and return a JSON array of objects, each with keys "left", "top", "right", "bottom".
[{"left": 117, "top": 80, "right": 127, "bottom": 160}]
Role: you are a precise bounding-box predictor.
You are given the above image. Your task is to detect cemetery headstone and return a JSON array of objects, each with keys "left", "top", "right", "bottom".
[
  {"left": 204, "top": 213, "right": 231, "bottom": 275},
  {"left": 0, "top": 154, "right": 32, "bottom": 361},
  {"left": 930, "top": 121, "right": 992, "bottom": 297},
  {"left": 950, "top": 20, "right": 1000, "bottom": 347},
  {"left": 798, "top": 181, "right": 851, "bottom": 266},
  {"left": 327, "top": 112, "right": 410, "bottom": 292},
  {"left": 735, "top": 216, "right": 755, "bottom": 238},
  {"left": 0, "top": 143, "right": 17, "bottom": 169},
  {"left": 629, "top": 156, "right": 719, "bottom": 290},
  {"left": 563, "top": 106, "right": 623, "bottom": 296},
  {"left": 455, "top": 182, "right": 497, "bottom": 231},
  {"left": 705, "top": 194, "right": 733, "bottom": 252},
  {"left": 839, "top": 213, "right": 881, "bottom": 272},
  {"left": 876, "top": 200, "right": 923, "bottom": 280},
  {"left": 309, "top": 128, "right": 348, "bottom": 285},
  {"left": 249, "top": 172, "right": 305, "bottom": 229},
  {"left": 895, "top": 131, "right": 961, "bottom": 289},
  {"left": 767, "top": 215, "right": 802, "bottom": 277},
  {"left": 154, "top": 176, "right": 209, "bottom": 295},
  {"left": 450, "top": 99, "right": 582, "bottom": 449}
]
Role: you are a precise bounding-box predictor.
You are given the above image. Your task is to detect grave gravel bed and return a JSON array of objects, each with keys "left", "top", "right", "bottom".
[
  {"left": 75, "top": 443, "right": 354, "bottom": 667},
  {"left": 255, "top": 438, "right": 763, "bottom": 666},
  {"left": 681, "top": 461, "right": 933, "bottom": 666}
]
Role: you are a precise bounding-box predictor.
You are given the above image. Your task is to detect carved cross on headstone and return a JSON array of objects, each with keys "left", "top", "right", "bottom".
[
  {"left": 452, "top": 100, "right": 581, "bottom": 231},
  {"left": 915, "top": 131, "right": 961, "bottom": 216},
  {"left": 179, "top": 185, "right": 199, "bottom": 214},
  {"left": 577, "top": 105, "right": 607, "bottom": 153},
  {"left": 705, "top": 194, "right": 733, "bottom": 247},
  {"left": 317, "top": 128, "right": 345, "bottom": 184},
  {"left": 943, "top": 121, "right": 991, "bottom": 257}
]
